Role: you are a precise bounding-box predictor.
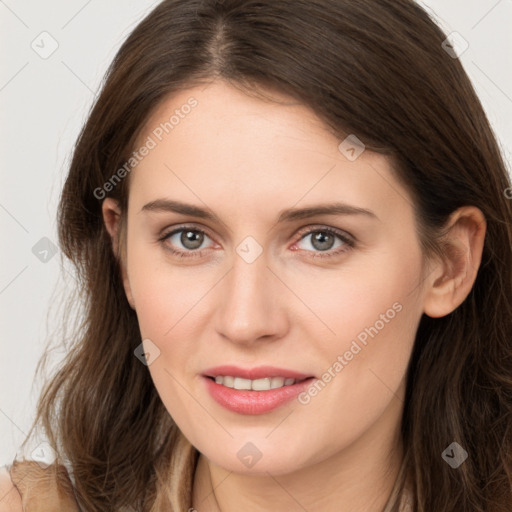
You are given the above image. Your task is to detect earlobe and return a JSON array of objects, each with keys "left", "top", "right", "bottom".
[
  {"left": 101, "top": 198, "right": 136, "bottom": 310},
  {"left": 423, "top": 206, "right": 486, "bottom": 318}
]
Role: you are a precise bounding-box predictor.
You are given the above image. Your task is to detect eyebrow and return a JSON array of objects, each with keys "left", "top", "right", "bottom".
[{"left": 140, "top": 199, "right": 378, "bottom": 223}]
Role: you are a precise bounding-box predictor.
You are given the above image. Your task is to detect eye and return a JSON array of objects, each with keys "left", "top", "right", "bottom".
[
  {"left": 158, "top": 226, "right": 215, "bottom": 258},
  {"left": 158, "top": 224, "right": 355, "bottom": 260},
  {"left": 292, "top": 226, "right": 355, "bottom": 259}
]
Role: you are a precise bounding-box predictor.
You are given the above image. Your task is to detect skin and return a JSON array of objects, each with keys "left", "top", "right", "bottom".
[{"left": 102, "top": 80, "right": 486, "bottom": 512}]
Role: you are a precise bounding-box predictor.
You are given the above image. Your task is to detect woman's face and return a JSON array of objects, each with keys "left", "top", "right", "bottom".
[{"left": 109, "top": 80, "right": 431, "bottom": 475}]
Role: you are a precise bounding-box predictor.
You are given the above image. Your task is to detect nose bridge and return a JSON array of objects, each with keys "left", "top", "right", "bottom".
[{"left": 215, "top": 244, "right": 284, "bottom": 343}]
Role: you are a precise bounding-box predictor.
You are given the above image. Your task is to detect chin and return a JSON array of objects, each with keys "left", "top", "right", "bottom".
[{"left": 201, "top": 442, "right": 312, "bottom": 476}]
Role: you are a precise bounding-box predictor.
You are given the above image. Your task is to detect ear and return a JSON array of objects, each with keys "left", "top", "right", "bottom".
[
  {"left": 102, "top": 198, "right": 136, "bottom": 310},
  {"left": 423, "top": 206, "right": 486, "bottom": 318}
]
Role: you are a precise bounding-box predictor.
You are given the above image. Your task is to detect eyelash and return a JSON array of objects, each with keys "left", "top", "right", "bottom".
[{"left": 158, "top": 224, "right": 355, "bottom": 260}]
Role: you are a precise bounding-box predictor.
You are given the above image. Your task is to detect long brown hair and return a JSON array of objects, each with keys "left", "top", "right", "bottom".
[{"left": 15, "top": 0, "right": 512, "bottom": 510}]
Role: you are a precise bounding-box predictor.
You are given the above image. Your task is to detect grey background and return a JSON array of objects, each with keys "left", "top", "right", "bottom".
[{"left": 1, "top": 0, "right": 511, "bottom": 465}]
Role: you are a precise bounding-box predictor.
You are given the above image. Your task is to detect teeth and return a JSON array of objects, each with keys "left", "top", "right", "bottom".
[
  {"left": 270, "top": 377, "right": 285, "bottom": 389},
  {"left": 215, "top": 375, "right": 234, "bottom": 388},
  {"left": 234, "top": 377, "right": 252, "bottom": 390},
  {"left": 252, "top": 377, "right": 271, "bottom": 391},
  {"left": 213, "top": 375, "right": 300, "bottom": 390}
]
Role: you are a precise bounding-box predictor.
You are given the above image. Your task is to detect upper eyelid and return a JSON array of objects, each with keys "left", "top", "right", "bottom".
[
  {"left": 160, "top": 224, "right": 215, "bottom": 243},
  {"left": 295, "top": 224, "right": 353, "bottom": 240}
]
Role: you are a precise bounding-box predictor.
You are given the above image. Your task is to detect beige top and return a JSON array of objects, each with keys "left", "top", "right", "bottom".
[
  {"left": 399, "top": 488, "right": 414, "bottom": 512},
  {"left": 5, "top": 460, "right": 80, "bottom": 511}
]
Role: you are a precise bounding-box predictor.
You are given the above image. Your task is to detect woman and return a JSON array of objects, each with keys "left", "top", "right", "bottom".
[{"left": 1, "top": 0, "right": 511, "bottom": 510}]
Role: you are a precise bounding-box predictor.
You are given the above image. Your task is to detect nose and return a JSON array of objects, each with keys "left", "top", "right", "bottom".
[{"left": 214, "top": 248, "right": 289, "bottom": 346}]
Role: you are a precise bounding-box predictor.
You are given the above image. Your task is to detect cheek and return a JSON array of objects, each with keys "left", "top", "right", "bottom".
[
  {"left": 126, "top": 238, "right": 205, "bottom": 337},
  {"left": 292, "top": 246, "right": 422, "bottom": 404},
  {"left": 289, "top": 246, "right": 422, "bottom": 346},
  {"left": 126, "top": 250, "right": 205, "bottom": 415},
  {"left": 301, "top": 249, "right": 422, "bottom": 418}
]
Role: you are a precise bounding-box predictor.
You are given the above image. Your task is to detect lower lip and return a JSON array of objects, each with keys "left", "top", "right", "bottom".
[{"left": 202, "top": 376, "right": 316, "bottom": 415}]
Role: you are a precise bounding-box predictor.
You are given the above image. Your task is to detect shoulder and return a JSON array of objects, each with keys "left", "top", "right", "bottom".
[
  {"left": 1, "top": 460, "right": 79, "bottom": 512},
  {"left": 0, "top": 466, "right": 22, "bottom": 511}
]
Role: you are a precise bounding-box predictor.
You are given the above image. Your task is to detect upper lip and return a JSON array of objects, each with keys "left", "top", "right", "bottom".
[{"left": 202, "top": 365, "right": 314, "bottom": 380}]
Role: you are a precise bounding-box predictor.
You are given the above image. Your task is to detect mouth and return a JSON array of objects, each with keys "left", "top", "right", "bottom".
[{"left": 200, "top": 365, "right": 316, "bottom": 414}]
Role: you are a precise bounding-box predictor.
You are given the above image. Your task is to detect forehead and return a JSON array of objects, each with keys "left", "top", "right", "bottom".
[
  {"left": 128, "top": 81, "right": 412, "bottom": 223},
  {"left": 136, "top": 80, "right": 338, "bottom": 158}
]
